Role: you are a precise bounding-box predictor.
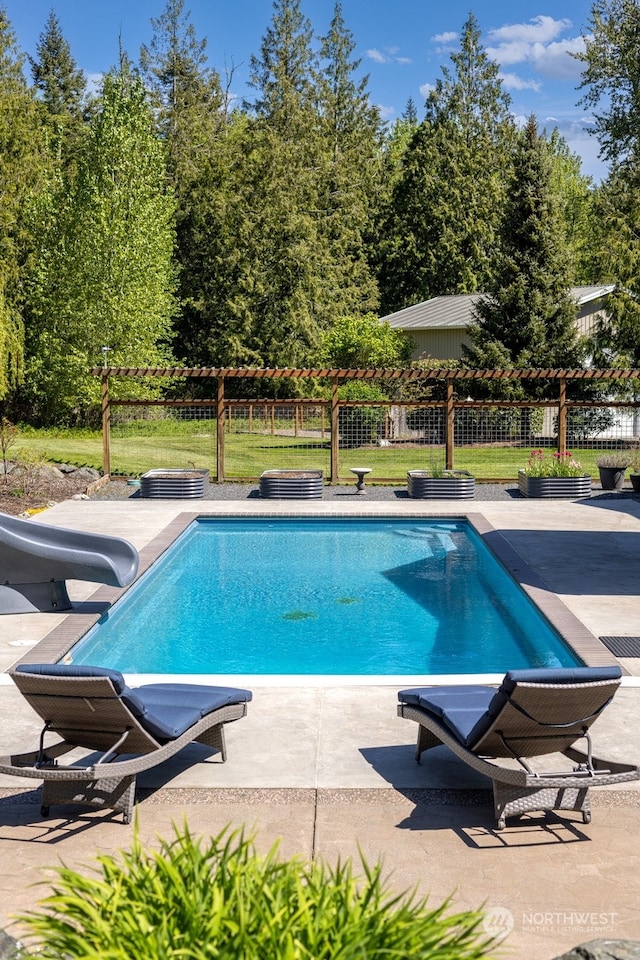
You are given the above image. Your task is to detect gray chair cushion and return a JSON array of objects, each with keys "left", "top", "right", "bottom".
[
  {"left": 399, "top": 666, "right": 623, "bottom": 749},
  {"left": 399, "top": 686, "right": 496, "bottom": 744},
  {"left": 122, "top": 683, "right": 252, "bottom": 741},
  {"left": 14, "top": 663, "right": 127, "bottom": 695}
]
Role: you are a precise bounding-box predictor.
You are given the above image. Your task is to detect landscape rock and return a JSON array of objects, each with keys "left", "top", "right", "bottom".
[
  {"left": 0, "top": 929, "right": 23, "bottom": 958},
  {"left": 552, "top": 940, "right": 640, "bottom": 960},
  {"left": 69, "top": 466, "right": 101, "bottom": 482}
]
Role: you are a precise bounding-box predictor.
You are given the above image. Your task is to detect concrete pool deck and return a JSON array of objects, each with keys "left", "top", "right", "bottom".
[{"left": 1, "top": 493, "right": 640, "bottom": 957}]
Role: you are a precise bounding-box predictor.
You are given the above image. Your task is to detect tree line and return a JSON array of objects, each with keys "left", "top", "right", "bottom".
[{"left": 0, "top": 0, "right": 637, "bottom": 424}]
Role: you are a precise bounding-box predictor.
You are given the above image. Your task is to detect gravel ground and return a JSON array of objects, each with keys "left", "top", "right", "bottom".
[
  {"left": 91, "top": 479, "right": 523, "bottom": 502},
  {"left": 89, "top": 478, "right": 640, "bottom": 504}
]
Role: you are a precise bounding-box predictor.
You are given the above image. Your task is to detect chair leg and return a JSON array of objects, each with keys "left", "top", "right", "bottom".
[
  {"left": 415, "top": 725, "right": 441, "bottom": 762},
  {"left": 40, "top": 775, "right": 137, "bottom": 824},
  {"left": 493, "top": 783, "right": 591, "bottom": 830},
  {"left": 196, "top": 723, "right": 227, "bottom": 761}
]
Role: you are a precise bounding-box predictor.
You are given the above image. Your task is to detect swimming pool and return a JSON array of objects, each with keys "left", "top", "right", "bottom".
[{"left": 68, "top": 517, "right": 580, "bottom": 676}]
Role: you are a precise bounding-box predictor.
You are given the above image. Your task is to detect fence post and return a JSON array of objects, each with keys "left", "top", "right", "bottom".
[
  {"left": 331, "top": 378, "right": 339, "bottom": 482},
  {"left": 216, "top": 376, "right": 225, "bottom": 482},
  {"left": 101, "top": 373, "right": 111, "bottom": 477},
  {"left": 445, "top": 378, "right": 455, "bottom": 470},
  {"left": 557, "top": 378, "right": 567, "bottom": 455}
]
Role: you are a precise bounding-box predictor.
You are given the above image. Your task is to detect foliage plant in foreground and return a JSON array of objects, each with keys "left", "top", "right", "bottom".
[
  {"left": 19, "top": 824, "right": 498, "bottom": 959},
  {"left": 522, "top": 449, "right": 586, "bottom": 478}
]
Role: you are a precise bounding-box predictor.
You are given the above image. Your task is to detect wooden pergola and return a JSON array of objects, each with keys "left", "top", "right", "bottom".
[{"left": 93, "top": 366, "right": 640, "bottom": 482}]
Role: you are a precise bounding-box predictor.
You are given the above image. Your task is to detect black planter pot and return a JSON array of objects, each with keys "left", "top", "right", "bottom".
[
  {"left": 630, "top": 473, "right": 640, "bottom": 494},
  {"left": 598, "top": 465, "right": 627, "bottom": 490}
]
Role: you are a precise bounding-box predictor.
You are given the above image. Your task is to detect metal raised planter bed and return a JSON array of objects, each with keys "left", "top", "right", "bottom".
[
  {"left": 517, "top": 471, "right": 592, "bottom": 499},
  {"left": 407, "top": 470, "right": 475, "bottom": 500},
  {"left": 140, "top": 468, "right": 209, "bottom": 499},
  {"left": 259, "top": 469, "right": 324, "bottom": 499}
]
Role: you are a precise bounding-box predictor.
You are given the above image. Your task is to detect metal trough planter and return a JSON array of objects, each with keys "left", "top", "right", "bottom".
[
  {"left": 407, "top": 470, "right": 475, "bottom": 500},
  {"left": 259, "top": 469, "right": 324, "bottom": 499},
  {"left": 517, "top": 471, "right": 592, "bottom": 499},
  {"left": 140, "top": 468, "right": 209, "bottom": 499}
]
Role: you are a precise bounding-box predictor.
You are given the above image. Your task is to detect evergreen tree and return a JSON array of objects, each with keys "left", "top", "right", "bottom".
[
  {"left": 139, "top": 0, "right": 224, "bottom": 177},
  {"left": 464, "top": 116, "right": 585, "bottom": 397},
  {"left": 226, "top": 0, "right": 327, "bottom": 369},
  {"left": 314, "top": 2, "right": 381, "bottom": 318},
  {"left": 139, "top": 0, "right": 227, "bottom": 367},
  {"left": 22, "top": 66, "right": 177, "bottom": 423},
  {"left": 28, "top": 10, "right": 87, "bottom": 180},
  {"left": 377, "top": 14, "right": 514, "bottom": 314},
  {"left": 30, "top": 10, "right": 85, "bottom": 119},
  {"left": 0, "top": 11, "right": 49, "bottom": 398}
]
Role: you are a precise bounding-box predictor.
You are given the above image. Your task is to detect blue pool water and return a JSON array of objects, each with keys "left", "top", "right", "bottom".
[{"left": 69, "top": 518, "right": 579, "bottom": 675}]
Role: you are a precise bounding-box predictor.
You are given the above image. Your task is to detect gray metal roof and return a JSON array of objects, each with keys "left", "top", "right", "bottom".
[{"left": 382, "top": 286, "right": 615, "bottom": 330}]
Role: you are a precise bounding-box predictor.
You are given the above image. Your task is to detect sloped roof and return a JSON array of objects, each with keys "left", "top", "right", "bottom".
[{"left": 382, "top": 286, "right": 615, "bottom": 330}]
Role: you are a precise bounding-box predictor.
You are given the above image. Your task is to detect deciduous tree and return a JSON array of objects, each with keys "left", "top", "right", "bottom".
[
  {"left": 22, "top": 65, "right": 177, "bottom": 423},
  {"left": 0, "top": 12, "right": 49, "bottom": 398}
]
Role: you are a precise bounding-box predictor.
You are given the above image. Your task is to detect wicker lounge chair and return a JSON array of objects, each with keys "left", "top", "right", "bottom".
[
  {"left": 0, "top": 664, "right": 252, "bottom": 823},
  {"left": 398, "top": 666, "right": 639, "bottom": 829}
]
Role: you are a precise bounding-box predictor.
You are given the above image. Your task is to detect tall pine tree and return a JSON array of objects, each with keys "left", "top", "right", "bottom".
[
  {"left": 377, "top": 14, "right": 514, "bottom": 314},
  {"left": 30, "top": 11, "right": 85, "bottom": 119},
  {"left": 139, "top": 0, "right": 228, "bottom": 368},
  {"left": 313, "top": 3, "right": 381, "bottom": 318},
  {"left": 229, "top": 0, "right": 327, "bottom": 368},
  {"left": 464, "top": 116, "right": 585, "bottom": 397}
]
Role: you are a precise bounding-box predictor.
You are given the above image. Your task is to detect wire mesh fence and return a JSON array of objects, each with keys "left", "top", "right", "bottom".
[{"left": 107, "top": 394, "right": 640, "bottom": 482}]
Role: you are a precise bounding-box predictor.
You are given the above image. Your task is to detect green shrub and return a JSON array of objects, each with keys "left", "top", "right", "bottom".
[
  {"left": 337, "top": 382, "right": 388, "bottom": 449},
  {"left": 20, "top": 824, "right": 496, "bottom": 959}
]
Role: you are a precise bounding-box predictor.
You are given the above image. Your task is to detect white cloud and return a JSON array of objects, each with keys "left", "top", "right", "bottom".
[
  {"left": 419, "top": 82, "right": 435, "bottom": 100},
  {"left": 366, "top": 48, "right": 388, "bottom": 64},
  {"left": 499, "top": 72, "right": 541, "bottom": 92},
  {"left": 366, "top": 47, "right": 412, "bottom": 66},
  {"left": 432, "top": 31, "right": 458, "bottom": 44},
  {"left": 532, "top": 37, "right": 586, "bottom": 80},
  {"left": 488, "top": 15, "right": 571, "bottom": 45},
  {"left": 484, "top": 16, "right": 586, "bottom": 88}
]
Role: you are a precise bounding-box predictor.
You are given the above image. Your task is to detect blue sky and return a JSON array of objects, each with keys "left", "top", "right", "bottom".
[{"left": 4, "top": 1, "right": 606, "bottom": 181}]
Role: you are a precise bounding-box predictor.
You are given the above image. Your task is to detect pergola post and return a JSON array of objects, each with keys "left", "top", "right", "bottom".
[
  {"left": 101, "top": 373, "right": 111, "bottom": 477},
  {"left": 330, "top": 377, "right": 339, "bottom": 483},
  {"left": 216, "top": 376, "right": 225, "bottom": 482},
  {"left": 445, "top": 378, "right": 455, "bottom": 470},
  {"left": 557, "top": 378, "right": 567, "bottom": 455}
]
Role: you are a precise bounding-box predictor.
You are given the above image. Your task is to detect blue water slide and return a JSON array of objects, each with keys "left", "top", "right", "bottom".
[{"left": 0, "top": 512, "right": 139, "bottom": 614}]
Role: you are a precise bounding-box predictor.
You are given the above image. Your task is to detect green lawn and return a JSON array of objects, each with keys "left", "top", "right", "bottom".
[{"left": 10, "top": 425, "right": 612, "bottom": 482}]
